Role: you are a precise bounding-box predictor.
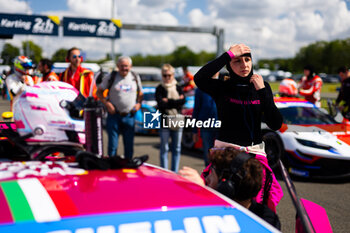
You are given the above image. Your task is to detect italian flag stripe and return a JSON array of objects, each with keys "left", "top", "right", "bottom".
[
  {"left": 18, "top": 178, "right": 61, "bottom": 222},
  {"left": 39, "top": 178, "right": 80, "bottom": 217},
  {"left": 0, "top": 187, "right": 13, "bottom": 223},
  {"left": 0, "top": 180, "right": 34, "bottom": 222}
]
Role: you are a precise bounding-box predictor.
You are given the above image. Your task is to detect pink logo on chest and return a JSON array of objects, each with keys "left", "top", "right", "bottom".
[{"left": 228, "top": 98, "right": 260, "bottom": 105}]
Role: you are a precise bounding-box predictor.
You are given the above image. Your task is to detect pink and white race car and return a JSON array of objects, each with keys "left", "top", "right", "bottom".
[{"left": 0, "top": 160, "right": 281, "bottom": 233}]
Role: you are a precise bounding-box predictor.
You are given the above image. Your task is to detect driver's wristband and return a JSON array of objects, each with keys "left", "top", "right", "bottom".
[{"left": 227, "top": 50, "right": 235, "bottom": 59}]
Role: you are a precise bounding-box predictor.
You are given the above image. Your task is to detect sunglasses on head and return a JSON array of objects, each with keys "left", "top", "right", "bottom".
[{"left": 72, "top": 54, "right": 82, "bottom": 59}]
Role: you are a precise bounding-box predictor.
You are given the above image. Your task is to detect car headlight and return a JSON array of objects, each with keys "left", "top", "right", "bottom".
[{"left": 296, "top": 138, "right": 333, "bottom": 150}]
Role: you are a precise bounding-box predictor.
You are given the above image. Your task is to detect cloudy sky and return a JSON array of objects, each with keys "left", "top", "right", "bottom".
[{"left": 1, "top": 0, "right": 350, "bottom": 62}]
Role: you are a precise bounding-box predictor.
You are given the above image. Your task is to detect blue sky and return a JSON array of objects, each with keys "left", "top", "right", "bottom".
[
  {"left": 27, "top": 0, "right": 207, "bottom": 25},
  {"left": 1, "top": 0, "right": 350, "bottom": 61},
  {"left": 174, "top": 0, "right": 207, "bottom": 24},
  {"left": 29, "top": 0, "right": 67, "bottom": 12}
]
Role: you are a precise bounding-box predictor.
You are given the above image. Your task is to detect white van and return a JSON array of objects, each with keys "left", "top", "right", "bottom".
[
  {"left": 131, "top": 66, "right": 161, "bottom": 81},
  {"left": 0, "top": 65, "right": 11, "bottom": 74},
  {"left": 52, "top": 62, "right": 101, "bottom": 75},
  {"left": 95, "top": 60, "right": 162, "bottom": 82}
]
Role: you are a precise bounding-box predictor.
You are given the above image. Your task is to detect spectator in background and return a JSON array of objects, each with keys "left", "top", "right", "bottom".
[
  {"left": 60, "top": 47, "right": 96, "bottom": 98},
  {"left": 1, "top": 70, "right": 9, "bottom": 100},
  {"left": 192, "top": 72, "right": 219, "bottom": 166},
  {"left": 182, "top": 66, "right": 195, "bottom": 94},
  {"left": 179, "top": 148, "right": 281, "bottom": 230},
  {"left": 156, "top": 64, "right": 186, "bottom": 172},
  {"left": 37, "top": 58, "right": 59, "bottom": 82},
  {"left": 335, "top": 66, "right": 350, "bottom": 119},
  {"left": 96, "top": 56, "right": 143, "bottom": 159},
  {"left": 298, "top": 65, "right": 323, "bottom": 107}
]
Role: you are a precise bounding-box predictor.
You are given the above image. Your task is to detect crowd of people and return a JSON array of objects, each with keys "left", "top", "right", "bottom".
[{"left": 1, "top": 44, "right": 349, "bottom": 231}]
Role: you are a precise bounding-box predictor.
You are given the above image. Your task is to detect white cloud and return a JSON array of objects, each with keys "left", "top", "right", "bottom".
[
  {"left": 323, "top": 1, "right": 350, "bottom": 37},
  {"left": 202, "top": 0, "right": 350, "bottom": 58},
  {"left": 138, "top": 0, "right": 186, "bottom": 11},
  {"left": 177, "top": 1, "right": 186, "bottom": 14},
  {"left": 148, "top": 11, "right": 178, "bottom": 25},
  {"left": 0, "top": 0, "right": 31, "bottom": 13},
  {"left": 67, "top": 0, "right": 111, "bottom": 18},
  {"left": 188, "top": 8, "right": 212, "bottom": 26}
]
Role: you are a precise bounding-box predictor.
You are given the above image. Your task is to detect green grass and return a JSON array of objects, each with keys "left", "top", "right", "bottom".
[
  {"left": 269, "top": 81, "right": 340, "bottom": 109},
  {"left": 144, "top": 81, "right": 341, "bottom": 94},
  {"left": 322, "top": 83, "right": 341, "bottom": 93},
  {"left": 269, "top": 81, "right": 340, "bottom": 94}
]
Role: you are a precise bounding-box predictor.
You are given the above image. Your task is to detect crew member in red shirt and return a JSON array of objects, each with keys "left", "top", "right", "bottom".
[
  {"left": 298, "top": 65, "right": 323, "bottom": 107},
  {"left": 60, "top": 47, "right": 96, "bottom": 98}
]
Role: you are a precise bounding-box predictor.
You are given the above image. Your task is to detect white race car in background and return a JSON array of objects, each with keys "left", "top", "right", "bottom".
[{"left": 262, "top": 97, "right": 350, "bottom": 178}]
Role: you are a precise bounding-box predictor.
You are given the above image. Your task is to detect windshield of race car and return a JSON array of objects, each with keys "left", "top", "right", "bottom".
[{"left": 280, "top": 107, "right": 338, "bottom": 125}]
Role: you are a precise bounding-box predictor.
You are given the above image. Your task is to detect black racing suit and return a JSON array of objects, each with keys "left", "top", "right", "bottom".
[{"left": 194, "top": 52, "right": 283, "bottom": 146}]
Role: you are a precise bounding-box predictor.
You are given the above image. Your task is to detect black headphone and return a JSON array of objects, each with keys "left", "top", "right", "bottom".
[{"left": 216, "top": 152, "right": 255, "bottom": 199}]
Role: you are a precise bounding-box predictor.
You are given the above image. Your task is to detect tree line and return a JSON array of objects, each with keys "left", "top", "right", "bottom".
[
  {"left": 0, "top": 41, "right": 216, "bottom": 68},
  {"left": 258, "top": 38, "right": 350, "bottom": 74},
  {"left": 1, "top": 38, "right": 350, "bottom": 74}
]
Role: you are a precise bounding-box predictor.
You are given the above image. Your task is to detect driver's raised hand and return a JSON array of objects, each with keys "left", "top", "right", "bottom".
[{"left": 228, "top": 44, "right": 251, "bottom": 58}]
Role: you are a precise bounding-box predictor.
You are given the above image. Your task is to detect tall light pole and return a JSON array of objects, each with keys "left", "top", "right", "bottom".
[
  {"left": 111, "top": 0, "right": 115, "bottom": 62},
  {"left": 25, "top": 0, "right": 30, "bottom": 57}
]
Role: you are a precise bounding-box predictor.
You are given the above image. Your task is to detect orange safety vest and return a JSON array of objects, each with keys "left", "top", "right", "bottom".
[
  {"left": 183, "top": 71, "right": 195, "bottom": 92},
  {"left": 60, "top": 66, "right": 97, "bottom": 98}
]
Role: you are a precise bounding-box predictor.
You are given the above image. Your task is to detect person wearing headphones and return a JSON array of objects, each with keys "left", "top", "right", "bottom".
[
  {"left": 194, "top": 44, "right": 283, "bottom": 212},
  {"left": 179, "top": 147, "right": 281, "bottom": 230},
  {"left": 59, "top": 47, "right": 96, "bottom": 98}
]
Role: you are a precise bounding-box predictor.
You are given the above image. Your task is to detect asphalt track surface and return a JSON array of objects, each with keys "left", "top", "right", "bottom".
[{"left": 1, "top": 98, "right": 349, "bottom": 233}]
